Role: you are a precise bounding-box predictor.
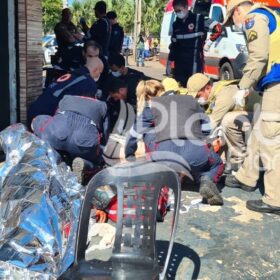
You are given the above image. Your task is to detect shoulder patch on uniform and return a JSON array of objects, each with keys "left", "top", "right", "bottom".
[
  {"left": 188, "top": 23, "right": 195, "bottom": 31},
  {"left": 57, "top": 73, "right": 71, "bottom": 82},
  {"left": 245, "top": 17, "right": 255, "bottom": 29},
  {"left": 248, "top": 31, "right": 258, "bottom": 42}
]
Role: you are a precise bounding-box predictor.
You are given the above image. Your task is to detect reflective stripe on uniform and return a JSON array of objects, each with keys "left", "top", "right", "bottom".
[
  {"left": 129, "top": 127, "right": 143, "bottom": 139},
  {"left": 176, "top": 32, "right": 204, "bottom": 39},
  {"left": 193, "top": 14, "right": 200, "bottom": 73},
  {"left": 53, "top": 75, "right": 87, "bottom": 97}
]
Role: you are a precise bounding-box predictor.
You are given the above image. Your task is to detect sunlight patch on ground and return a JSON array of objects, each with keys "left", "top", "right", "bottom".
[{"left": 226, "top": 196, "right": 263, "bottom": 223}]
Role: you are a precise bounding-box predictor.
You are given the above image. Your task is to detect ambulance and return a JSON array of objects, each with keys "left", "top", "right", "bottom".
[{"left": 159, "top": 0, "right": 280, "bottom": 80}]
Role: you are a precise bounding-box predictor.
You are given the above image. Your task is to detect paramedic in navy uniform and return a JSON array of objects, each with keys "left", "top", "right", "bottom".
[{"left": 166, "top": 0, "right": 222, "bottom": 86}]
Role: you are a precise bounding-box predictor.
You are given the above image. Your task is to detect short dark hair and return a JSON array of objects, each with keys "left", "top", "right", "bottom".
[
  {"left": 94, "top": 1, "right": 107, "bottom": 14},
  {"left": 173, "top": 0, "right": 187, "bottom": 8},
  {"left": 62, "top": 8, "right": 71, "bottom": 16},
  {"left": 108, "top": 53, "right": 125, "bottom": 68},
  {"left": 107, "top": 11, "right": 117, "bottom": 20},
  {"left": 107, "top": 77, "right": 128, "bottom": 94},
  {"left": 84, "top": 40, "right": 101, "bottom": 53}
]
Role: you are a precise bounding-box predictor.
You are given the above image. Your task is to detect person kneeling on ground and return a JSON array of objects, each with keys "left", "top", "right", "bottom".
[
  {"left": 32, "top": 95, "right": 109, "bottom": 184},
  {"left": 103, "top": 77, "right": 139, "bottom": 165},
  {"left": 107, "top": 53, "right": 148, "bottom": 99},
  {"left": 28, "top": 57, "right": 104, "bottom": 127},
  {"left": 125, "top": 80, "right": 224, "bottom": 205},
  {"left": 186, "top": 73, "right": 261, "bottom": 173}
]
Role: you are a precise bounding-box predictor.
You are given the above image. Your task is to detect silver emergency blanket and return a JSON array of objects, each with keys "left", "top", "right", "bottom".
[{"left": 0, "top": 124, "right": 83, "bottom": 278}]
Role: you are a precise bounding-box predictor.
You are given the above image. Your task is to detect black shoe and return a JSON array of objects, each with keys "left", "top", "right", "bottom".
[
  {"left": 246, "top": 200, "right": 280, "bottom": 215},
  {"left": 225, "top": 175, "right": 257, "bottom": 192},
  {"left": 199, "top": 176, "right": 223, "bottom": 206}
]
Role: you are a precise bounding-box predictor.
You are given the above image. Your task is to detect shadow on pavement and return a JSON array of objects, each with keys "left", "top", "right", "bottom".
[{"left": 156, "top": 240, "right": 200, "bottom": 279}]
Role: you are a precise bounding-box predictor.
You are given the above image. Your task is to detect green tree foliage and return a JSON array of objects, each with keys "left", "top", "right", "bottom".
[
  {"left": 70, "top": 0, "right": 135, "bottom": 34},
  {"left": 42, "top": 0, "right": 167, "bottom": 36},
  {"left": 72, "top": 0, "right": 96, "bottom": 28},
  {"left": 42, "top": 0, "right": 63, "bottom": 34},
  {"left": 108, "top": 0, "right": 135, "bottom": 33},
  {"left": 142, "top": 0, "right": 167, "bottom": 36}
]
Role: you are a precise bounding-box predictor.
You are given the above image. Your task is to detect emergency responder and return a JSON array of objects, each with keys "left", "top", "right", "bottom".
[
  {"left": 187, "top": 73, "right": 261, "bottom": 172},
  {"left": 108, "top": 53, "right": 147, "bottom": 101},
  {"left": 32, "top": 95, "right": 109, "bottom": 184},
  {"left": 106, "top": 77, "right": 136, "bottom": 133},
  {"left": 54, "top": 8, "right": 84, "bottom": 69},
  {"left": 162, "top": 77, "right": 181, "bottom": 95},
  {"left": 27, "top": 57, "right": 104, "bottom": 127},
  {"left": 90, "top": 1, "right": 111, "bottom": 58},
  {"left": 166, "top": 0, "right": 222, "bottom": 86},
  {"left": 125, "top": 80, "right": 224, "bottom": 206},
  {"left": 223, "top": 0, "right": 280, "bottom": 214},
  {"left": 103, "top": 78, "right": 137, "bottom": 165},
  {"left": 81, "top": 40, "right": 109, "bottom": 99},
  {"left": 107, "top": 11, "right": 124, "bottom": 55}
]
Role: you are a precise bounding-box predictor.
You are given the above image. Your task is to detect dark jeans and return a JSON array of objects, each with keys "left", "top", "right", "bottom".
[
  {"left": 150, "top": 139, "right": 224, "bottom": 183},
  {"left": 174, "top": 56, "right": 203, "bottom": 87}
]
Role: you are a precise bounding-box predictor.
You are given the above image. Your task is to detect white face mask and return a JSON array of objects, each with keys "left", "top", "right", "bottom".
[
  {"left": 176, "top": 11, "right": 187, "bottom": 19},
  {"left": 234, "top": 22, "right": 243, "bottom": 32},
  {"left": 94, "top": 75, "right": 100, "bottom": 82},
  {"left": 112, "top": 71, "right": 122, "bottom": 77},
  {"left": 197, "top": 97, "right": 208, "bottom": 106}
]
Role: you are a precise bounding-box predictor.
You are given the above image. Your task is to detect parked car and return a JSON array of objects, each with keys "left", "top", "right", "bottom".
[
  {"left": 42, "top": 34, "right": 57, "bottom": 65},
  {"left": 122, "top": 35, "right": 134, "bottom": 56}
]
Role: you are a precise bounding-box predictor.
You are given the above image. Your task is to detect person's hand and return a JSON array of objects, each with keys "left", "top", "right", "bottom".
[
  {"left": 234, "top": 89, "right": 250, "bottom": 107},
  {"left": 95, "top": 209, "right": 107, "bottom": 223},
  {"left": 166, "top": 60, "right": 172, "bottom": 76}
]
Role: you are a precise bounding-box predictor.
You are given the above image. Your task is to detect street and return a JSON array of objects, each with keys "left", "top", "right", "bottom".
[
  {"left": 82, "top": 58, "right": 280, "bottom": 280},
  {"left": 127, "top": 55, "right": 166, "bottom": 81}
]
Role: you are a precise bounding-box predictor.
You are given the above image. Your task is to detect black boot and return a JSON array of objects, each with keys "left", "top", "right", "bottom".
[
  {"left": 72, "top": 157, "right": 94, "bottom": 185},
  {"left": 246, "top": 200, "right": 280, "bottom": 215},
  {"left": 199, "top": 176, "right": 223, "bottom": 206},
  {"left": 225, "top": 175, "right": 257, "bottom": 192}
]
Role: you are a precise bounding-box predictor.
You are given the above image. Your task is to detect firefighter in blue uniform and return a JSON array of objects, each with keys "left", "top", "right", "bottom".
[
  {"left": 27, "top": 57, "right": 104, "bottom": 127},
  {"left": 125, "top": 80, "right": 224, "bottom": 205},
  {"left": 32, "top": 95, "right": 109, "bottom": 163},
  {"left": 166, "top": 0, "right": 222, "bottom": 86},
  {"left": 32, "top": 95, "right": 109, "bottom": 184}
]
